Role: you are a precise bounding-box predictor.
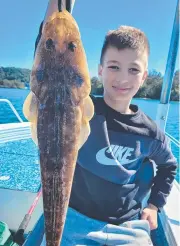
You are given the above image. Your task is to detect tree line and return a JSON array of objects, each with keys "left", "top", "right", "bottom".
[
  {"left": 0, "top": 66, "right": 179, "bottom": 101},
  {"left": 91, "top": 69, "right": 179, "bottom": 101},
  {"left": 0, "top": 67, "right": 30, "bottom": 89}
]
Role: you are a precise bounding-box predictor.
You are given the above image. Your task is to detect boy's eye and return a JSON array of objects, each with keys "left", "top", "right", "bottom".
[
  {"left": 108, "top": 66, "right": 119, "bottom": 70},
  {"left": 129, "top": 68, "right": 140, "bottom": 74}
]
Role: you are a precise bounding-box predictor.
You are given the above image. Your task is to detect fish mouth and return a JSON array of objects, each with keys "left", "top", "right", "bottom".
[{"left": 43, "top": 10, "right": 79, "bottom": 34}]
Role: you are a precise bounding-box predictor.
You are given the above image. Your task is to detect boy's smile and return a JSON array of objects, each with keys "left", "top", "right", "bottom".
[{"left": 98, "top": 47, "right": 148, "bottom": 113}]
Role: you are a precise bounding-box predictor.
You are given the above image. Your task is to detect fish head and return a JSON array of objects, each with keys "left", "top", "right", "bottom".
[{"left": 31, "top": 10, "right": 91, "bottom": 107}]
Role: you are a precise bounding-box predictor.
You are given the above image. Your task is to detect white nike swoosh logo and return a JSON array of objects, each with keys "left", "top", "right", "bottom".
[{"left": 96, "top": 147, "right": 138, "bottom": 166}]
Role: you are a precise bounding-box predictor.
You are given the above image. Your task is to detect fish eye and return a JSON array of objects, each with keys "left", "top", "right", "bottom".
[
  {"left": 45, "top": 38, "right": 55, "bottom": 50},
  {"left": 68, "top": 42, "right": 77, "bottom": 52}
]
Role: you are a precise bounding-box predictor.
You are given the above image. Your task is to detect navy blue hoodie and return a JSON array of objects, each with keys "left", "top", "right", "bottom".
[{"left": 69, "top": 96, "right": 177, "bottom": 225}]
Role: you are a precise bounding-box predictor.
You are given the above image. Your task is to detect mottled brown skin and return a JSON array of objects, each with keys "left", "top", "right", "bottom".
[{"left": 27, "top": 11, "right": 93, "bottom": 246}]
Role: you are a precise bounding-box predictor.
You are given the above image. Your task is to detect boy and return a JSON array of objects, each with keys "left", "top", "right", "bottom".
[
  {"left": 30, "top": 0, "right": 177, "bottom": 245},
  {"left": 69, "top": 26, "right": 177, "bottom": 228}
]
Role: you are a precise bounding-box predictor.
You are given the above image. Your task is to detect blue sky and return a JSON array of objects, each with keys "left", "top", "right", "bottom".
[{"left": 0, "top": 0, "right": 179, "bottom": 77}]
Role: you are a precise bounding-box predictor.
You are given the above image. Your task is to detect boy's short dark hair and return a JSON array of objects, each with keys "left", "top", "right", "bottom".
[{"left": 100, "top": 25, "right": 150, "bottom": 64}]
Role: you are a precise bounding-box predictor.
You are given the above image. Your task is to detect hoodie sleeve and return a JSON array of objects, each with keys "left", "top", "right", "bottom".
[{"left": 147, "top": 135, "right": 178, "bottom": 210}]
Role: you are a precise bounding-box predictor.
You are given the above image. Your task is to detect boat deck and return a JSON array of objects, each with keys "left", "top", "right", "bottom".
[
  {"left": 0, "top": 122, "right": 179, "bottom": 245},
  {"left": 0, "top": 123, "right": 40, "bottom": 192},
  {"left": 0, "top": 123, "right": 43, "bottom": 233}
]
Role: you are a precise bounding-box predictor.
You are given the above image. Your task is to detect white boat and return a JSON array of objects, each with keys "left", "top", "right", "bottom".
[
  {"left": 0, "top": 0, "right": 179, "bottom": 245},
  {"left": 0, "top": 102, "right": 179, "bottom": 246}
]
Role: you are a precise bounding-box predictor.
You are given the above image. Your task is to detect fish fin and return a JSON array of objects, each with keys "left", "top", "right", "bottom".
[
  {"left": 30, "top": 121, "right": 38, "bottom": 146},
  {"left": 78, "top": 123, "right": 90, "bottom": 150},
  {"left": 82, "top": 96, "right": 94, "bottom": 123},
  {"left": 23, "top": 91, "right": 38, "bottom": 123},
  {"left": 23, "top": 91, "right": 39, "bottom": 146},
  {"left": 78, "top": 96, "right": 94, "bottom": 149}
]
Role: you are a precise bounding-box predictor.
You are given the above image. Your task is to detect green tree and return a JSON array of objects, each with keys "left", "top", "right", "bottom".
[
  {"left": 135, "top": 70, "right": 163, "bottom": 99},
  {"left": 170, "top": 70, "right": 179, "bottom": 101},
  {"left": 91, "top": 76, "right": 103, "bottom": 95},
  {"left": 0, "top": 66, "right": 30, "bottom": 89}
]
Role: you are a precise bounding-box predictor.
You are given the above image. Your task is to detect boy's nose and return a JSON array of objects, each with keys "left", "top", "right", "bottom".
[{"left": 116, "top": 71, "right": 129, "bottom": 84}]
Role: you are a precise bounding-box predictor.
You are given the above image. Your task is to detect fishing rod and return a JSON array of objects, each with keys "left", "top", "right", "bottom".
[{"left": 13, "top": 188, "right": 42, "bottom": 245}]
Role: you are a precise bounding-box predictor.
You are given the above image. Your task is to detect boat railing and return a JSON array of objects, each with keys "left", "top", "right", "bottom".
[
  {"left": 0, "top": 99, "right": 24, "bottom": 123},
  {"left": 0, "top": 99, "right": 179, "bottom": 149},
  {"left": 165, "top": 131, "right": 180, "bottom": 148}
]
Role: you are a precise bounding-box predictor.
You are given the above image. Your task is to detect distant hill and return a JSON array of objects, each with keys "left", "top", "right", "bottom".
[
  {"left": 91, "top": 69, "right": 179, "bottom": 101},
  {"left": 0, "top": 66, "right": 179, "bottom": 101},
  {"left": 0, "top": 66, "right": 31, "bottom": 89}
]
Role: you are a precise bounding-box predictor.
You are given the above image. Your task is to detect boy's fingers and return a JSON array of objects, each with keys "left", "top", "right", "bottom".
[
  {"left": 141, "top": 212, "right": 158, "bottom": 230},
  {"left": 148, "top": 216, "right": 158, "bottom": 230},
  {"left": 58, "top": 0, "right": 75, "bottom": 12},
  {"left": 140, "top": 210, "right": 148, "bottom": 220}
]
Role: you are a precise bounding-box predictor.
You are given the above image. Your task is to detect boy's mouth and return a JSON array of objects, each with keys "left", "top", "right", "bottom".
[{"left": 112, "top": 86, "right": 131, "bottom": 92}]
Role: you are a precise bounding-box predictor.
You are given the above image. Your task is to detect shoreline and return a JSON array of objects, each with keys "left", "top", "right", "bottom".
[{"left": 0, "top": 87, "right": 179, "bottom": 102}]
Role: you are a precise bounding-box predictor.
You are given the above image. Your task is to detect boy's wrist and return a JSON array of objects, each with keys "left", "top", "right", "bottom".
[{"left": 147, "top": 203, "right": 158, "bottom": 211}]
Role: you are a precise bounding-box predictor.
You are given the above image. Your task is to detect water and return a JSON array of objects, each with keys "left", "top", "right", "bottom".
[
  {"left": 0, "top": 88, "right": 179, "bottom": 181},
  {"left": 0, "top": 88, "right": 177, "bottom": 246},
  {"left": 0, "top": 88, "right": 29, "bottom": 123}
]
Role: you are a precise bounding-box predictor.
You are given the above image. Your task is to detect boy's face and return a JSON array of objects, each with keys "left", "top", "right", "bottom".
[{"left": 98, "top": 47, "right": 148, "bottom": 104}]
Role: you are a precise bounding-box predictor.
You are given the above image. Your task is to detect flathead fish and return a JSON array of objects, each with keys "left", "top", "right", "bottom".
[{"left": 23, "top": 10, "right": 94, "bottom": 246}]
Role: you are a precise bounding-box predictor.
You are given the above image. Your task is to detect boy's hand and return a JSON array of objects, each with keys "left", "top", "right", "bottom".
[{"left": 141, "top": 203, "right": 158, "bottom": 230}]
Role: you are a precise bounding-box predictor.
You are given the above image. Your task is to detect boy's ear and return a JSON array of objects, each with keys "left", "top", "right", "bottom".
[
  {"left": 141, "top": 70, "right": 148, "bottom": 86},
  {"left": 98, "top": 64, "right": 102, "bottom": 76}
]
